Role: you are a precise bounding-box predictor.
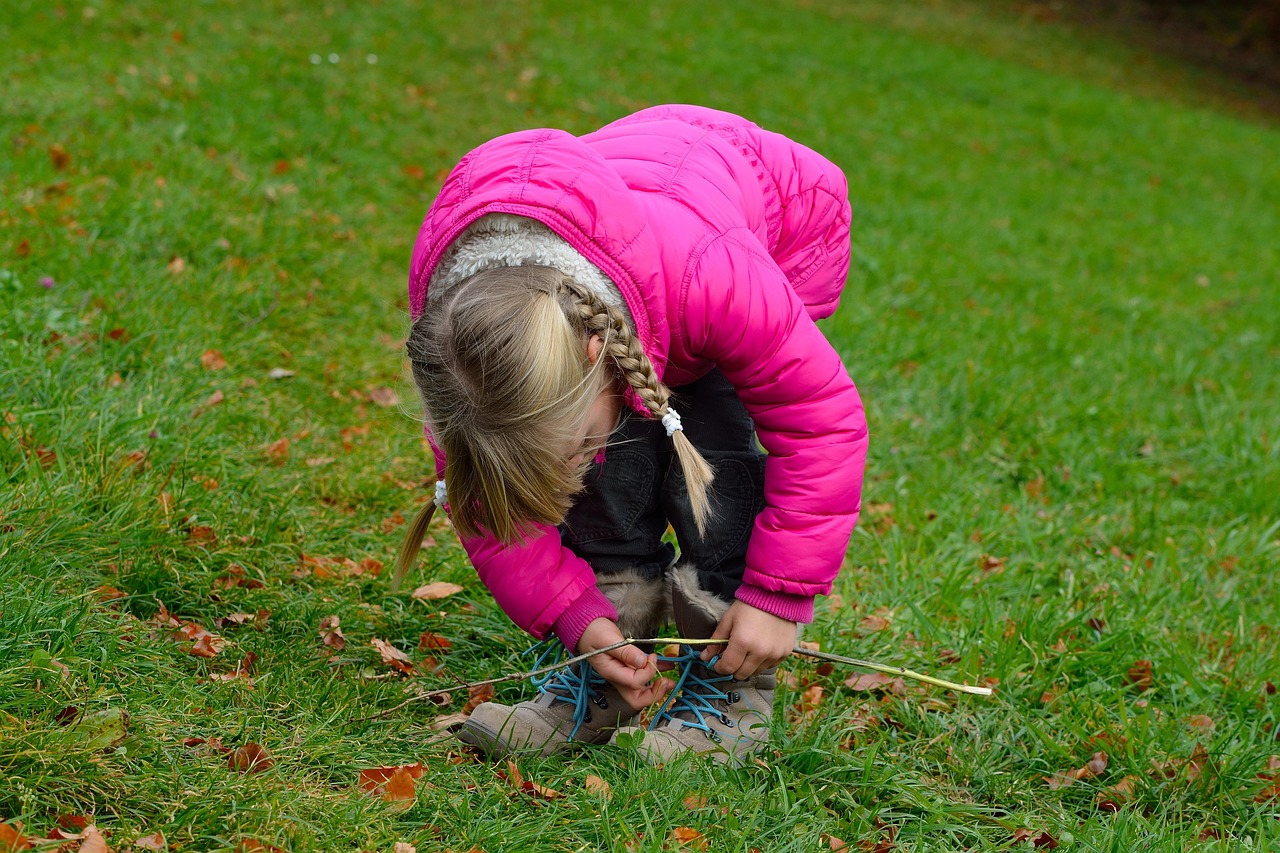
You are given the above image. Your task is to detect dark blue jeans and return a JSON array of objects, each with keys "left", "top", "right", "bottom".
[{"left": 558, "top": 370, "right": 767, "bottom": 605}]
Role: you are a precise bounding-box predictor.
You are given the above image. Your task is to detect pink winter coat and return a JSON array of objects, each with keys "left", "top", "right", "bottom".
[{"left": 408, "top": 104, "right": 867, "bottom": 648}]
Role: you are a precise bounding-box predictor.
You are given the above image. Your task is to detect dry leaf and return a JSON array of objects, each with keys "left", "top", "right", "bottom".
[
  {"left": 133, "top": 832, "right": 166, "bottom": 850},
  {"left": 186, "top": 525, "right": 218, "bottom": 548},
  {"left": 503, "top": 760, "right": 564, "bottom": 800},
  {"left": 372, "top": 638, "right": 415, "bottom": 675},
  {"left": 318, "top": 615, "right": 346, "bottom": 650},
  {"left": 167, "top": 257, "right": 186, "bottom": 275},
  {"left": 264, "top": 438, "right": 289, "bottom": 462},
  {"left": 411, "top": 582, "right": 464, "bottom": 601},
  {"left": 1125, "top": 660, "right": 1153, "bottom": 691},
  {"left": 418, "top": 631, "right": 452, "bottom": 652},
  {"left": 49, "top": 143, "right": 71, "bottom": 170},
  {"left": 462, "top": 684, "right": 494, "bottom": 715},
  {"left": 200, "top": 349, "right": 228, "bottom": 370},
  {"left": 267, "top": 367, "right": 294, "bottom": 380},
  {"left": 825, "top": 835, "right": 849, "bottom": 852},
  {"left": 392, "top": 845, "right": 415, "bottom": 853},
  {"left": 0, "top": 823, "right": 31, "bottom": 851},
  {"left": 78, "top": 826, "right": 109, "bottom": 853},
  {"left": 360, "top": 763, "right": 423, "bottom": 808},
  {"left": 368, "top": 387, "right": 399, "bottom": 407},
  {"left": 844, "top": 672, "right": 906, "bottom": 694},
  {"left": 1095, "top": 775, "right": 1139, "bottom": 811},
  {"left": 669, "top": 827, "right": 706, "bottom": 850},
  {"left": 584, "top": 774, "right": 612, "bottom": 799},
  {"left": 1045, "top": 751, "right": 1108, "bottom": 790},
  {"left": 1011, "top": 828, "right": 1058, "bottom": 849},
  {"left": 228, "top": 743, "right": 273, "bottom": 774}
]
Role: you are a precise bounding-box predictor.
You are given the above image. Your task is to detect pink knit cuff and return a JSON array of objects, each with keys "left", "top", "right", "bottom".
[
  {"left": 734, "top": 582, "right": 816, "bottom": 624},
  {"left": 551, "top": 585, "right": 619, "bottom": 652}
]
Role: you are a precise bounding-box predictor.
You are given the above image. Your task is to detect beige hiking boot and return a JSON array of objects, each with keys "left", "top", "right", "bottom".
[
  {"left": 458, "top": 655, "right": 641, "bottom": 758},
  {"left": 615, "top": 566, "right": 776, "bottom": 765},
  {"left": 458, "top": 568, "right": 667, "bottom": 759}
]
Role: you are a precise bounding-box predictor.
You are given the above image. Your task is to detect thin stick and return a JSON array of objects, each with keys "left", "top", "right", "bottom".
[{"left": 350, "top": 637, "right": 991, "bottom": 724}]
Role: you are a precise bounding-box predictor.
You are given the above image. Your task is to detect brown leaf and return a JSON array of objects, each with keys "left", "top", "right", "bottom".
[
  {"left": 1125, "top": 660, "right": 1153, "bottom": 691},
  {"left": 418, "top": 631, "right": 452, "bottom": 652},
  {"left": 381, "top": 510, "right": 407, "bottom": 533},
  {"left": 411, "top": 581, "right": 464, "bottom": 600},
  {"left": 186, "top": 525, "right": 218, "bottom": 548},
  {"left": 372, "top": 638, "right": 415, "bottom": 675},
  {"left": 318, "top": 615, "right": 346, "bottom": 650},
  {"left": 368, "top": 386, "right": 399, "bottom": 407},
  {"left": 183, "top": 736, "right": 231, "bottom": 755},
  {"left": 402, "top": 164, "right": 426, "bottom": 180},
  {"left": 166, "top": 257, "right": 186, "bottom": 275},
  {"left": 1011, "top": 828, "right": 1058, "bottom": 849},
  {"left": 213, "top": 565, "right": 265, "bottom": 590},
  {"left": 504, "top": 760, "right": 564, "bottom": 800},
  {"left": 462, "top": 684, "right": 494, "bottom": 715},
  {"left": 1185, "top": 714, "right": 1215, "bottom": 732},
  {"left": 264, "top": 438, "right": 289, "bottom": 462},
  {"left": 228, "top": 743, "right": 273, "bottom": 774},
  {"left": 584, "top": 774, "right": 612, "bottom": 799},
  {"left": 0, "top": 822, "right": 31, "bottom": 851},
  {"left": 669, "top": 827, "right": 707, "bottom": 850},
  {"left": 825, "top": 835, "right": 849, "bottom": 852},
  {"left": 359, "top": 763, "right": 424, "bottom": 806},
  {"left": 1045, "top": 751, "right": 1108, "bottom": 790},
  {"left": 78, "top": 826, "right": 109, "bottom": 853},
  {"left": 188, "top": 630, "right": 225, "bottom": 659},
  {"left": 133, "top": 832, "right": 166, "bottom": 850},
  {"left": 843, "top": 672, "right": 906, "bottom": 694},
  {"left": 1095, "top": 775, "right": 1139, "bottom": 811},
  {"left": 200, "top": 349, "right": 228, "bottom": 370},
  {"left": 236, "top": 840, "right": 286, "bottom": 853},
  {"left": 49, "top": 143, "right": 71, "bottom": 170}
]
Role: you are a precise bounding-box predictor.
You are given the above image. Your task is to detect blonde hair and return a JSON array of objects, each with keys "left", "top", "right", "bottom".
[{"left": 391, "top": 265, "right": 713, "bottom": 590}]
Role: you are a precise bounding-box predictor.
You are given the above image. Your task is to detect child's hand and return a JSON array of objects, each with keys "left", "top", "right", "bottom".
[
  {"left": 577, "top": 617, "right": 672, "bottom": 709},
  {"left": 702, "top": 601, "right": 797, "bottom": 680}
]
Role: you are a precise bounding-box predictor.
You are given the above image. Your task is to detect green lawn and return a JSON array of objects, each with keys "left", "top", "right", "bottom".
[{"left": 2, "top": 1, "right": 1278, "bottom": 850}]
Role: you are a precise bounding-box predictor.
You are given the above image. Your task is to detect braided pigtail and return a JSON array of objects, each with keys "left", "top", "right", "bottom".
[{"left": 558, "top": 278, "right": 715, "bottom": 534}]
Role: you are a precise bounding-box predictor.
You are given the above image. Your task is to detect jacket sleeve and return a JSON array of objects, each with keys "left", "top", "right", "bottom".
[
  {"left": 424, "top": 433, "right": 617, "bottom": 649},
  {"left": 679, "top": 230, "right": 868, "bottom": 617}
]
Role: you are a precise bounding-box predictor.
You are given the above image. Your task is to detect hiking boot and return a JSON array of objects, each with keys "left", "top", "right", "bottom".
[
  {"left": 458, "top": 650, "right": 641, "bottom": 758},
  {"left": 615, "top": 566, "right": 776, "bottom": 765}
]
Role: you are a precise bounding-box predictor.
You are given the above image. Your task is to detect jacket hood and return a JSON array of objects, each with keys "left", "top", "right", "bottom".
[{"left": 408, "top": 128, "right": 670, "bottom": 375}]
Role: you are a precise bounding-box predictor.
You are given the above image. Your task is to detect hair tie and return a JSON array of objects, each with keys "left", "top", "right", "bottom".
[
  {"left": 660, "top": 408, "right": 683, "bottom": 438},
  {"left": 434, "top": 479, "right": 448, "bottom": 507}
]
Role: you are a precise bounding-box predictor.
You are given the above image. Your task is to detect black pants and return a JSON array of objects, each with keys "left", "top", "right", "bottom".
[{"left": 558, "top": 370, "right": 767, "bottom": 605}]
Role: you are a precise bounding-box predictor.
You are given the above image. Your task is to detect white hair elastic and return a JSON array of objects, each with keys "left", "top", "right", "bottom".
[
  {"left": 660, "top": 408, "right": 683, "bottom": 437},
  {"left": 434, "top": 479, "right": 448, "bottom": 507}
]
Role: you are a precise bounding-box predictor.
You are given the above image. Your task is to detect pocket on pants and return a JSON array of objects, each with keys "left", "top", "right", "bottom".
[{"left": 562, "top": 448, "right": 658, "bottom": 546}]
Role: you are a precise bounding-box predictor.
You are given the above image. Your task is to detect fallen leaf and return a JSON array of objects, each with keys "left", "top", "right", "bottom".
[
  {"left": 267, "top": 367, "right": 294, "bottom": 380},
  {"left": 1125, "top": 660, "right": 1153, "bottom": 691},
  {"left": 167, "top": 257, "right": 186, "bottom": 275},
  {"left": 60, "top": 707, "right": 129, "bottom": 751},
  {"left": 418, "top": 631, "right": 452, "bottom": 652},
  {"left": 133, "top": 832, "right": 166, "bottom": 850},
  {"left": 1185, "top": 714, "right": 1215, "bottom": 732},
  {"left": 411, "top": 582, "right": 464, "bottom": 601},
  {"left": 228, "top": 743, "right": 273, "bottom": 774},
  {"left": 264, "top": 438, "right": 289, "bottom": 462},
  {"left": 372, "top": 638, "right": 415, "bottom": 675},
  {"left": 824, "top": 835, "right": 849, "bottom": 852},
  {"left": 359, "top": 763, "right": 425, "bottom": 807},
  {"left": 584, "top": 774, "right": 612, "bottom": 799},
  {"left": 78, "top": 826, "right": 109, "bottom": 853},
  {"left": 186, "top": 525, "right": 218, "bottom": 548},
  {"left": 236, "top": 840, "right": 285, "bottom": 853},
  {"left": 1046, "top": 751, "right": 1108, "bottom": 790},
  {"left": 1011, "top": 828, "right": 1058, "bottom": 849},
  {"left": 844, "top": 672, "right": 906, "bottom": 695},
  {"left": 669, "top": 827, "right": 706, "bottom": 850},
  {"left": 0, "top": 822, "right": 31, "bottom": 851},
  {"left": 200, "top": 349, "right": 228, "bottom": 370},
  {"left": 213, "top": 565, "right": 265, "bottom": 590},
  {"left": 318, "top": 615, "right": 346, "bottom": 650},
  {"left": 368, "top": 386, "right": 399, "bottom": 407},
  {"left": 502, "top": 760, "right": 565, "bottom": 800},
  {"left": 1095, "top": 774, "right": 1139, "bottom": 811},
  {"left": 392, "top": 845, "right": 415, "bottom": 853},
  {"left": 209, "top": 652, "right": 257, "bottom": 683},
  {"left": 462, "top": 684, "right": 494, "bottom": 715},
  {"left": 49, "top": 143, "right": 71, "bottom": 170}
]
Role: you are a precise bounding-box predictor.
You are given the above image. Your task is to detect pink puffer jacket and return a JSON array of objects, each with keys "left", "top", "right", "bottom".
[{"left": 408, "top": 105, "right": 867, "bottom": 647}]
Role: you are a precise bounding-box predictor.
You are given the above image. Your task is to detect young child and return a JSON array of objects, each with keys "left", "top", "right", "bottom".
[{"left": 394, "top": 104, "right": 867, "bottom": 765}]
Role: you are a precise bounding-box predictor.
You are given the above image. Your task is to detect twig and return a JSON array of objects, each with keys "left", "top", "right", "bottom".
[{"left": 350, "top": 637, "right": 992, "bottom": 725}]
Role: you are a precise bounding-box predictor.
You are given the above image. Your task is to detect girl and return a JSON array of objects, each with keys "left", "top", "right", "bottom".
[{"left": 394, "top": 104, "right": 867, "bottom": 765}]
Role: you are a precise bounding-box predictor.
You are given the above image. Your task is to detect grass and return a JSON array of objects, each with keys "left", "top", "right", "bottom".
[{"left": 2, "top": 0, "right": 1278, "bottom": 849}]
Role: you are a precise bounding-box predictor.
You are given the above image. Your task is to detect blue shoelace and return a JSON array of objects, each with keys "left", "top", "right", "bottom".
[
  {"left": 526, "top": 640, "right": 607, "bottom": 740},
  {"left": 650, "top": 647, "right": 737, "bottom": 737}
]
